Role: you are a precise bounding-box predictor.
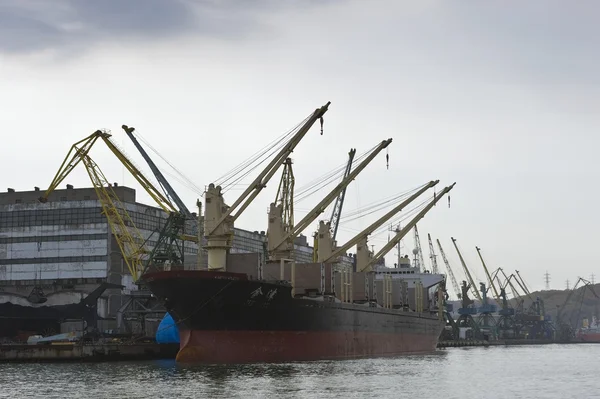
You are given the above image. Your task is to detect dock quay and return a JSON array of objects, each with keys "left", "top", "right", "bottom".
[
  {"left": 0, "top": 342, "right": 179, "bottom": 363},
  {"left": 438, "top": 339, "right": 558, "bottom": 348}
]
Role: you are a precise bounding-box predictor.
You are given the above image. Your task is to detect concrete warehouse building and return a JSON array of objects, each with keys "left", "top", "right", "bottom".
[{"left": 0, "top": 185, "right": 354, "bottom": 328}]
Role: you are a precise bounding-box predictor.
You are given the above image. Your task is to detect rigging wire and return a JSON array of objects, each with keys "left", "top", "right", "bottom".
[
  {"left": 132, "top": 132, "right": 205, "bottom": 195},
  {"left": 215, "top": 115, "right": 311, "bottom": 191},
  {"left": 340, "top": 183, "right": 431, "bottom": 222},
  {"left": 294, "top": 143, "right": 379, "bottom": 204}
]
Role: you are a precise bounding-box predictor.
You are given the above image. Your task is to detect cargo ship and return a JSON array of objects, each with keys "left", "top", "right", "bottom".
[
  {"left": 142, "top": 256, "right": 446, "bottom": 364},
  {"left": 577, "top": 316, "right": 600, "bottom": 342},
  {"left": 142, "top": 101, "right": 452, "bottom": 363}
]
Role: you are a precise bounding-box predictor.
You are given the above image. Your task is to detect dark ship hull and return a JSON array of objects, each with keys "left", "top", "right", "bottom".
[{"left": 142, "top": 270, "right": 444, "bottom": 364}]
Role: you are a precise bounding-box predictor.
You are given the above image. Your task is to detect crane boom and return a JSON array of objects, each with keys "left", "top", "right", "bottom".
[
  {"left": 269, "top": 138, "right": 393, "bottom": 255},
  {"left": 41, "top": 130, "right": 177, "bottom": 214},
  {"left": 476, "top": 246, "right": 501, "bottom": 301},
  {"left": 323, "top": 180, "right": 439, "bottom": 263},
  {"left": 515, "top": 270, "right": 532, "bottom": 295},
  {"left": 363, "top": 183, "right": 455, "bottom": 271},
  {"left": 414, "top": 225, "right": 425, "bottom": 271},
  {"left": 427, "top": 233, "right": 438, "bottom": 273},
  {"left": 121, "top": 125, "right": 192, "bottom": 218},
  {"left": 450, "top": 237, "right": 482, "bottom": 301},
  {"left": 436, "top": 239, "right": 461, "bottom": 299},
  {"left": 207, "top": 102, "right": 330, "bottom": 236},
  {"left": 330, "top": 148, "right": 356, "bottom": 242}
]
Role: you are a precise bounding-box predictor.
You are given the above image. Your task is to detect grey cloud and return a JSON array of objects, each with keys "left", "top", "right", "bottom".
[{"left": 0, "top": 0, "right": 334, "bottom": 55}]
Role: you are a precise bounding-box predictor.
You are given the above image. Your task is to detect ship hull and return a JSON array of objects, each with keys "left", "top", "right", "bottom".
[
  {"left": 577, "top": 331, "right": 600, "bottom": 342},
  {"left": 143, "top": 270, "right": 444, "bottom": 364}
]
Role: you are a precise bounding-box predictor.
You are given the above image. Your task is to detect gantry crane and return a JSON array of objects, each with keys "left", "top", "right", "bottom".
[
  {"left": 268, "top": 139, "right": 393, "bottom": 262},
  {"left": 41, "top": 130, "right": 187, "bottom": 281},
  {"left": 413, "top": 225, "right": 426, "bottom": 272},
  {"left": 427, "top": 233, "right": 439, "bottom": 274},
  {"left": 360, "top": 183, "right": 455, "bottom": 272},
  {"left": 321, "top": 181, "right": 440, "bottom": 268},
  {"left": 312, "top": 148, "right": 356, "bottom": 262}
]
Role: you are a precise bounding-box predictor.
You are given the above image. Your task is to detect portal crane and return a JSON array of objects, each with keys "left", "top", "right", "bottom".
[
  {"left": 204, "top": 102, "right": 330, "bottom": 271},
  {"left": 436, "top": 239, "right": 461, "bottom": 300},
  {"left": 475, "top": 246, "right": 501, "bottom": 302},
  {"left": 121, "top": 125, "right": 200, "bottom": 273},
  {"left": 361, "top": 183, "right": 455, "bottom": 272},
  {"left": 121, "top": 125, "right": 193, "bottom": 218},
  {"left": 268, "top": 138, "right": 393, "bottom": 262},
  {"left": 413, "top": 225, "right": 426, "bottom": 272},
  {"left": 41, "top": 130, "right": 184, "bottom": 280},
  {"left": 427, "top": 233, "right": 439, "bottom": 274},
  {"left": 556, "top": 277, "right": 599, "bottom": 341},
  {"left": 321, "top": 181, "right": 440, "bottom": 266},
  {"left": 450, "top": 237, "right": 482, "bottom": 302}
]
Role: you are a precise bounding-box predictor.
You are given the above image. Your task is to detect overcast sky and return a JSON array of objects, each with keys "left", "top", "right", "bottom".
[{"left": 1, "top": 0, "right": 598, "bottom": 292}]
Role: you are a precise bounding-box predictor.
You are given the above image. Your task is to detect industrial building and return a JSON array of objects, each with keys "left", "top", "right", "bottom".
[{"left": 0, "top": 184, "right": 349, "bottom": 336}]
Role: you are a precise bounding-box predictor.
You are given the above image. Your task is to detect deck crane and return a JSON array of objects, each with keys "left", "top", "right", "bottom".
[
  {"left": 268, "top": 139, "right": 393, "bottom": 262},
  {"left": 312, "top": 148, "right": 356, "bottom": 262},
  {"left": 450, "top": 238, "right": 482, "bottom": 302},
  {"left": 436, "top": 239, "right": 461, "bottom": 300},
  {"left": 413, "top": 225, "right": 426, "bottom": 272},
  {"left": 361, "top": 183, "right": 455, "bottom": 272},
  {"left": 427, "top": 233, "right": 439, "bottom": 274},
  {"left": 204, "top": 102, "right": 330, "bottom": 271},
  {"left": 321, "top": 181, "right": 440, "bottom": 267},
  {"left": 40, "top": 130, "right": 185, "bottom": 281},
  {"left": 121, "top": 125, "right": 199, "bottom": 273},
  {"left": 266, "top": 158, "right": 295, "bottom": 261}
]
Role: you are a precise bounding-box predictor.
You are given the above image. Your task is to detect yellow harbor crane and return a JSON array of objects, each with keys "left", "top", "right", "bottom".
[{"left": 41, "top": 129, "right": 195, "bottom": 281}]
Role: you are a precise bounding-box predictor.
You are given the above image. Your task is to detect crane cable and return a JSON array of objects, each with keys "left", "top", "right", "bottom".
[
  {"left": 215, "top": 115, "right": 311, "bottom": 192},
  {"left": 132, "top": 131, "right": 205, "bottom": 196},
  {"left": 294, "top": 142, "right": 380, "bottom": 204}
]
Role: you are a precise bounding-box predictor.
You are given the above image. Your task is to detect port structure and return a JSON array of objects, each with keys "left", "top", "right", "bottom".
[
  {"left": 413, "top": 225, "right": 426, "bottom": 272},
  {"left": 121, "top": 125, "right": 200, "bottom": 274},
  {"left": 41, "top": 130, "right": 196, "bottom": 281},
  {"left": 268, "top": 138, "right": 393, "bottom": 263},
  {"left": 452, "top": 238, "right": 494, "bottom": 339},
  {"left": 203, "top": 102, "right": 331, "bottom": 271},
  {"left": 555, "top": 277, "right": 599, "bottom": 341},
  {"left": 312, "top": 148, "right": 356, "bottom": 263},
  {"left": 322, "top": 181, "right": 440, "bottom": 269},
  {"left": 427, "top": 233, "right": 439, "bottom": 274},
  {"left": 361, "top": 183, "right": 455, "bottom": 273}
]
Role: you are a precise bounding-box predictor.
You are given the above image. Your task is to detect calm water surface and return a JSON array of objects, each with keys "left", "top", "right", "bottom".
[{"left": 0, "top": 344, "right": 596, "bottom": 398}]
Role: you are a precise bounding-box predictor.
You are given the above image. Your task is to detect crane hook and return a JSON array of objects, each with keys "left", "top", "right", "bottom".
[
  {"left": 385, "top": 148, "right": 389, "bottom": 170},
  {"left": 448, "top": 195, "right": 451, "bottom": 208},
  {"left": 433, "top": 188, "right": 437, "bottom": 206},
  {"left": 319, "top": 116, "right": 324, "bottom": 135}
]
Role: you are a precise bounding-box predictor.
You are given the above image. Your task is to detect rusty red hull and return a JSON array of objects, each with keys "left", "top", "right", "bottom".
[
  {"left": 177, "top": 330, "right": 439, "bottom": 363},
  {"left": 142, "top": 270, "right": 444, "bottom": 364}
]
